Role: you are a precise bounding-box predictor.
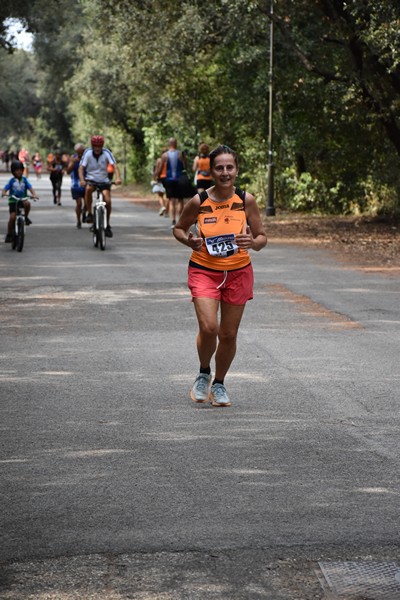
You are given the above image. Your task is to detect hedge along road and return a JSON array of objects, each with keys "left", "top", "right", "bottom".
[{"left": 0, "top": 173, "right": 399, "bottom": 599}]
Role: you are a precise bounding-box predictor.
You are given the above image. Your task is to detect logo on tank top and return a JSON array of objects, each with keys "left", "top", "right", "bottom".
[{"left": 204, "top": 217, "right": 217, "bottom": 224}]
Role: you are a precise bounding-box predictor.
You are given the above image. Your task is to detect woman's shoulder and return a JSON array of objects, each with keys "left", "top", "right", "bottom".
[{"left": 243, "top": 190, "right": 255, "bottom": 202}]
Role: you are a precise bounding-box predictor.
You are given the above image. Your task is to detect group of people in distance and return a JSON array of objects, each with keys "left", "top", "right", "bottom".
[
  {"left": 152, "top": 139, "right": 214, "bottom": 229},
  {"left": 1, "top": 136, "right": 122, "bottom": 240},
  {"left": 2, "top": 148, "right": 60, "bottom": 181},
  {"left": 153, "top": 137, "right": 189, "bottom": 228},
  {"left": 46, "top": 138, "right": 121, "bottom": 235},
  {"left": 2, "top": 137, "right": 267, "bottom": 408}
]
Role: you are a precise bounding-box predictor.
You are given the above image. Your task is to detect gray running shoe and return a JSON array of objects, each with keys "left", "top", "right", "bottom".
[
  {"left": 190, "top": 373, "right": 211, "bottom": 403},
  {"left": 210, "top": 383, "right": 232, "bottom": 407}
]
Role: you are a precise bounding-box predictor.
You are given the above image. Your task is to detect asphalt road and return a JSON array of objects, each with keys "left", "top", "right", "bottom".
[{"left": 0, "top": 172, "right": 399, "bottom": 599}]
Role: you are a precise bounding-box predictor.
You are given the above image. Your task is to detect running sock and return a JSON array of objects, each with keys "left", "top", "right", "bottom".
[
  {"left": 200, "top": 366, "right": 211, "bottom": 375},
  {"left": 212, "top": 378, "right": 224, "bottom": 386}
]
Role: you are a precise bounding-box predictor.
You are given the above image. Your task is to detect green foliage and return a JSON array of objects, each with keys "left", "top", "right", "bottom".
[
  {"left": 0, "top": 48, "right": 39, "bottom": 146},
  {"left": 2, "top": 0, "right": 400, "bottom": 215},
  {"left": 276, "top": 168, "right": 345, "bottom": 214}
]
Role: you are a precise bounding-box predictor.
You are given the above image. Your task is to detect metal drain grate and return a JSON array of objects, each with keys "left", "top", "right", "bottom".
[{"left": 318, "top": 561, "right": 400, "bottom": 599}]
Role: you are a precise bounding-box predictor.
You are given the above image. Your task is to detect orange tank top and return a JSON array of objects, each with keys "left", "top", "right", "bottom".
[
  {"left": 196, "top": 156, "right": 212, "bottom": 180},
  {"left": 159, "top": 160, "right": 167, "bottom": 179},
  {"left": 190, "top": 188, "right": 250, "bottom": 271}
]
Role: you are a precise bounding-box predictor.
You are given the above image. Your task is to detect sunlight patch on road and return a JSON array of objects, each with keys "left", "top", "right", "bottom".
[
  {"left": 0, "top": 276, "right": 55, "bottom": 282},
  {"left": 265, "top": 282, "right": 363, "bottom": 330},
  {"left": 0, "top": 371, "right": 75, "bottom": 381},
  {"left": 64, "top": 449, "right": 132, "bottom": 458},
  {"left": 355, "top": 487, "right": 399, "bottom": 495},
  {"left": 0, "top": 286, "right": 188, "bottom": 307}
]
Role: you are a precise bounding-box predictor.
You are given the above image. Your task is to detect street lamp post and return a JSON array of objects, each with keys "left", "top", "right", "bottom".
[{"left": 266, "top": 0, "right": 276, "bottom": 216}]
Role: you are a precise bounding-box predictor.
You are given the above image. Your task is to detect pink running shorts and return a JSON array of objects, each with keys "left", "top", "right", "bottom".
[{"left": 188, "top": 263, "right": 254, "bottom": 305}]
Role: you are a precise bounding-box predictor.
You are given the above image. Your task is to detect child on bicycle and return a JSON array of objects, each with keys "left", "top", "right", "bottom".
[{"left": 1, "top": 160, "right": 38, "bottom": 243}]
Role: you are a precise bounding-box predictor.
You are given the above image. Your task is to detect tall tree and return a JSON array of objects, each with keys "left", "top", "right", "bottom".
[{"left": 0, "top": 48, "right": 39, "bottom": 144}]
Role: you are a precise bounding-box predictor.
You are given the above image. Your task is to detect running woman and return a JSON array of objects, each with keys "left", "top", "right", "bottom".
[{"left": 173, "top": 145, "right": 267, "bottom": 407}]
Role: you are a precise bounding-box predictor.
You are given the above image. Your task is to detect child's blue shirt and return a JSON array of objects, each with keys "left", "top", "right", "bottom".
[{"left": 4, "top": 176, "right": 32, "bottom": 202}]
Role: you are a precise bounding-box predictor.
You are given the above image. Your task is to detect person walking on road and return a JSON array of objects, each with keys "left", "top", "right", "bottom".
[
  {"left": 66, "top": 143, "right": 86, "bottom": 228},
  {"left": 173, "top": 145, "right": 267, "bottom": 407},
  {"left": 48, "top": 151, "right": 66, "bottom": 205},
  {"left": 32, "top": 152, "right": 42, "bottom": 179},
  {"left": 192, "top": 142, "right": 213, "bottom": 193},
  {"left": 152, "top": 151, "right": 168, "bottom": 216},
  {"left": 155, "top": 138, "right": 186, "bottom": 228},
  {"left": 18, "top": 148, "right": 30, "bottom": 177}
]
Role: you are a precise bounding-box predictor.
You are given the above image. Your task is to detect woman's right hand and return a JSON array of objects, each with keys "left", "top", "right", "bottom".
[{"left": 187, "top": 231, "right": 203, "bottom": 251}]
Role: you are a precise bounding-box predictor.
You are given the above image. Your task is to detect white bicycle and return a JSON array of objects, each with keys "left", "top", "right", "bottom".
[{"left": 92, "top": 184, "right": 107, "bottom": 251}]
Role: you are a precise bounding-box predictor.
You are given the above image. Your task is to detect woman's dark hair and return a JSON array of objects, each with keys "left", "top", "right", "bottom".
[
  {"left": 199, "top": 142, "right": 209, "bottom": 155},
  {"left": 209, "top": 145, "right": 238, "bottom": 169}
]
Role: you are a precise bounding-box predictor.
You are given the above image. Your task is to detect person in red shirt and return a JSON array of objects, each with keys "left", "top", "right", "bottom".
[{"left": 18, "top": 148, "right": 30, "bottom": 176}]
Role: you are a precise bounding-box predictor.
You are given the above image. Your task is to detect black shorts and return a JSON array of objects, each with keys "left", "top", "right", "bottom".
[
  {"left": 164, "top": 179, "right": 183, "bottom": 199},
  {"left": 8, "top": 200, "right": 27, "bottom": 214},
  {"left": 86, "top": 181, "right": 111, "bottom": 191},
  {"left": 196, "top": 179, "right": 213, "bottom": 190}
]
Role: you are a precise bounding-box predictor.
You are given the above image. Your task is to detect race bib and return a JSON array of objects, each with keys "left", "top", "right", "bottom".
[{"left": 205, "top": 233, "right": 238, "bottom": 258}]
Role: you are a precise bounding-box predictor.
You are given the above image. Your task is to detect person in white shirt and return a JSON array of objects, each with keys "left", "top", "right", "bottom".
[{"left": 78, "top": 135, "right": 121, "bottom": 238}]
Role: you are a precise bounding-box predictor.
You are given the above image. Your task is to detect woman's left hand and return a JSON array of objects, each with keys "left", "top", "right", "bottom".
[{"left": 235, "top": 226, "right": 253, "bottom": 249}]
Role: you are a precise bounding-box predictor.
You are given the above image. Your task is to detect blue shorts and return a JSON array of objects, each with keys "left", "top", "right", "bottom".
[{"left": 71, "top": 187, "right": 85, "bottom": 200}]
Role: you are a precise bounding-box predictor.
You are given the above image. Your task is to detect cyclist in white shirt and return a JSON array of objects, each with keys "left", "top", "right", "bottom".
[{"left": 78, "top": 135, "right": 122, "bottom": 238}]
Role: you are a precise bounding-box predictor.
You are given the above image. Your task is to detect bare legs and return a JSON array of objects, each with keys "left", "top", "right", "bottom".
[
  {"left": 193, "top": 298, "right": 246, "bottom": 381},
  {"left": 75, "top": 198, "right": 83, "bottom": 225},
  {"left": 85, "top": 186, "right": 112, "bottom": 226},
  {"left": 157, "top": 192, "right": 168, "bottom": 214},
  {"left": 168, "top": 197, "right": 184, "bottom": 225}
]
